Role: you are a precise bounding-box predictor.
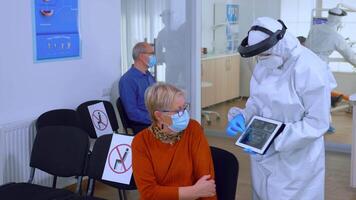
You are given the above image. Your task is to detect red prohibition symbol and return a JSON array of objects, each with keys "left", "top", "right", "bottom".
[{"left": 108, "top": 144, "right": 132, "bottom": 174}]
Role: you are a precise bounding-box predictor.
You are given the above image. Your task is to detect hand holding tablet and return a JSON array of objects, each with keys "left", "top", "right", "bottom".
[
  {"left": 226, "top": 114, "right": 246, "bottom": 136},
  {"left": 235, "top": 116, "right": 285, "bottom": 155}
]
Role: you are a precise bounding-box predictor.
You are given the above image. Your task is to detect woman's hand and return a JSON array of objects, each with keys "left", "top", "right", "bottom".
[{"left": 193, "top": 175, "right": 216, "bottom": 198}]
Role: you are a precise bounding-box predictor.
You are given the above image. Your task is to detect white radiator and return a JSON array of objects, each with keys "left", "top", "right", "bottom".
[{"left": 0, "top": 119, "right": 52, "bottom": 186}]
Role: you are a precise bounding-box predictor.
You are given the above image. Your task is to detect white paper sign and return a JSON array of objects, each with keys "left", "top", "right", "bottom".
[
  {"left": 87, "top": 102, "right": 113, "bottom": 137},
  {"left": 102, "top": 134, "right": 134, "bottom": 184}
]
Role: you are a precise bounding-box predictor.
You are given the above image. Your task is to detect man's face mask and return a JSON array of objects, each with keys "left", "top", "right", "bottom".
[
  {"left": 147, "top": 55, "right": 157, "bottom": 68},
  {"left": 256, "top": 55, "right": 284, "bottom": 70}
]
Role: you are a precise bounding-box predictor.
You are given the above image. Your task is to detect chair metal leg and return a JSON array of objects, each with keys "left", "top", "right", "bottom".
[
  {"left": 87, "top": 179, "right": 95, "bottom": 196},
  {"left": 27, "top": 168, "right": 35, "bottom": 183},
  {"left": 52, "top": 176, "right": 57, "bottom": 188},
  {"left": 75, "top": 176, "right": 83, "bottom": 194},
  {"left": 202, "top": 111, "right": 211, "bottom": 124},
  {"left": 123, "top": 190, "right": 128, "bottom": 200},
  {"left": 202, "top": 110, "right": 221, "bottom": 125},
  {"left": 118, "top": 189, "right": 124, "bottom": 200}
]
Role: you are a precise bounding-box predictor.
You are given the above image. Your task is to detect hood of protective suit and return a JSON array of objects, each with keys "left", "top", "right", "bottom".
[
  {"left": 247, "top": 17, "right": 300, "bottom": 62},
  {"left": 327, "top": 7, "right": 346, "bottom": 31}
]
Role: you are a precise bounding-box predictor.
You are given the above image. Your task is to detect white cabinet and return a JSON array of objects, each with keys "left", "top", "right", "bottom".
[{"left": 201, "top": 54, "right": 240, "bottom": 108}]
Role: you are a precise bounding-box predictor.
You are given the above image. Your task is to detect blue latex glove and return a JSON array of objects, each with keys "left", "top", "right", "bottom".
[
  {"left": 243, "top": 148, "right": 256, "bottom": 155},
  {"left": 226, "top": 114, "right": 246, "bottom": 136}
]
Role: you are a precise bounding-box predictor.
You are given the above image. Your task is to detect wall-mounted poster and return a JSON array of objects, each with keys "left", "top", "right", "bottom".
[
  {"left": 226, "top": 4, "right": 238, "bottom": 23},
  {"left": 33, "top": 0, "right": 80, "bottom": 61},
  {"left": 226, "top": 4, "right": 239, "bottom": 52}
]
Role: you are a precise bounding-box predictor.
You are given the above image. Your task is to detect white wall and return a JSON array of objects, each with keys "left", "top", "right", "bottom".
[
  {"left": 0, "top": 0, "right": 121, "bottom": 124},
  {"left": 334, "top": 72, "right": 356, "bottom": 94},
  {"left": 202, "top": 0, "right": 281, "bottom": 97},
  {"left": 281, "top": 0, "right": 316, "bottom": 37},
  {"left": 203, "top": 0, "right": 282, "bottom": 52},
  {"left": 202, "top": 0, "right": 216, "bottom": 52}
]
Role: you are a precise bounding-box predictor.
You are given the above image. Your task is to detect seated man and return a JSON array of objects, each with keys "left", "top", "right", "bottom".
[{"left": 119, "top": 42, "right": 156, "bottom": 134}]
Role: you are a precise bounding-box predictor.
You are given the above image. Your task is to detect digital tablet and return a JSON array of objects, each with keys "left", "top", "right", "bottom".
[{"left": 235, "top": 116, "right": 285, "bottom": 155}]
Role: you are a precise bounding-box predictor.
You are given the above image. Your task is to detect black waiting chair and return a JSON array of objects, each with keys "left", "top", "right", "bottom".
[
  {"left": 116, "top": 97, "right": 149, "bottom": 135},
  {"left": 36, "top": 109, "right": 82, "bottom": 189},
  {"left": 210, "top": 146, "right": 239, "bottom": 200},
  {"left": 36, "top": 109, "right": 79, "bottom": 130},
  {"left": 0, "top": 126, "right": 90, "bottom": 200},
  {"left": 77, "top": 100, "right": 119, "bottom": 138},
  {"left": 86, "top": 134, "right": 136, "bottom": 200}
]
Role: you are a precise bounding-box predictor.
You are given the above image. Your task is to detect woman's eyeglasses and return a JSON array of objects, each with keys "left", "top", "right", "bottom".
[{"left": 161, "top": 104, "right": 190, "bottom": 117}]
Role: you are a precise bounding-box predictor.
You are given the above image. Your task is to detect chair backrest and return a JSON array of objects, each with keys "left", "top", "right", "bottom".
[
  {"left": 76, "top": 100, "right": 119, "bottom": 138},
  {"left": 30, "top": 126, "right": 89, "bottom": 177},
  {"left": 86, "top": 134, "right": 136, "bottom": 191},
  {"left": 36, "top": 109, "right": 79, "bottom": 130},
  {"left": 210, "top": 146, "right": 239, "bottom": 200},
  {"left": 116, "top": 97, "right": 131, "bottom": 133}
]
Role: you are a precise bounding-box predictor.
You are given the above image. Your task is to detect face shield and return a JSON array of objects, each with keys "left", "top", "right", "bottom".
[
  {"left": 239, "top": 20, "right": 287, "bottom": 83},
  {"left": 238, "top": 20, "right": 287, "bottom": 58}
]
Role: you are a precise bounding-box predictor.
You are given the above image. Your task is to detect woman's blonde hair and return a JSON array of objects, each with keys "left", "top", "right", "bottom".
[{"left": 145, "top": 82, "right": 185, "bottom": 123}]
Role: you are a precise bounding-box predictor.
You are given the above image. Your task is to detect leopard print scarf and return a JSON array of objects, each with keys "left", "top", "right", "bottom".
[{"left": 149, "top": 124, "right": 183, "bottom": 145}]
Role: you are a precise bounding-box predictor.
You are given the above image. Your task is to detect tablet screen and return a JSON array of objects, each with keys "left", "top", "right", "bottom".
[
  {"left": 238, "top": 118, "right": 279, "bottom": 151},
  {"left": 236, "top": 116, "right": 284, "bottom": 154}
]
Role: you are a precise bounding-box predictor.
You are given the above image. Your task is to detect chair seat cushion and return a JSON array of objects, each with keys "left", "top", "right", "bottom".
[
  {"left": 67, "top": 196, "right": 107, "bottom": 200},
  {"left": 0, "top": 183, "right": 73, "bottom": 200}
]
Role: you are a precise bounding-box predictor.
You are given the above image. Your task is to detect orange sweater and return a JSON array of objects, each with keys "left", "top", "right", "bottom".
[{"left": 132, "top": 120, "right": 216, "bottom": 200}]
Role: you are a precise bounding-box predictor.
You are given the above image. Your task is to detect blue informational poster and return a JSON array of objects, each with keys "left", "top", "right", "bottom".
[
  {"left": 226, "top": 4, "right": 238, "bottom": 23},
  {"left": 226, "top": 4, "right": 239, "bottom": 52},
  {"left": 33, "top": 0, "right": 80, "bottom": 61}
]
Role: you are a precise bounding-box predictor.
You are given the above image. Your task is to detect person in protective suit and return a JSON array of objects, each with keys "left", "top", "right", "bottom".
[
  {"left": 226, "top": 17, "right": 330, "bottom": 200},
  {"left": 305, "top": 7, "right": 355, "bottom": 133},
  {"left": 305, "top": 7, "right": 356, "bottom": 67}
]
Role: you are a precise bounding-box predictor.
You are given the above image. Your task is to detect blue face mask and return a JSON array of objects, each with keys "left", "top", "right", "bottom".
[
  {"left": 168, "top": 110, "right": 190, "bottom": 133},
  {"left": 148, "top": 55, "right": 157, "bottom": 68}
]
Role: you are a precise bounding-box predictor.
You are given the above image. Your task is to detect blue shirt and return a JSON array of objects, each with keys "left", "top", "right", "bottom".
[{"left": 119, "top": 66, "right": 156, "bottom": 124}]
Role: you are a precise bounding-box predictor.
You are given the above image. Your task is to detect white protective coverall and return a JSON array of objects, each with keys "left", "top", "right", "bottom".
[
  {"left": 231, "top": 17, "right": 330, "bottom": 200},
  {"left": 305, "top": 8, "right": 356, "bottom": 68}
]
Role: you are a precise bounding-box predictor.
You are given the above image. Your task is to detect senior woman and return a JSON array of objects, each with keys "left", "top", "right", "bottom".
[{"left": 132, "top": 83, "right": 216, "bottom": 200}]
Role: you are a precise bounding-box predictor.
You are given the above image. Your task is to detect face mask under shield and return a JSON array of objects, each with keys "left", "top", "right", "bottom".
[{"left": 248, "top": 55, "right": 284, "bottom": 84}]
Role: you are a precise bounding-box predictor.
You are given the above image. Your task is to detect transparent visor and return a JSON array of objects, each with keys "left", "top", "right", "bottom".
[
  {"left": 248, "top": 54, "right": 268, "bottom": 84},
  {"left": 249, "top": 56, "right": 265, "bottom": 84}
]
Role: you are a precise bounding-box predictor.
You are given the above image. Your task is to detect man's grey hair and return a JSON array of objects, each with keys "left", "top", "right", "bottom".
[{"left": 132, "top": 42, "right": 148, "bottom": 60}]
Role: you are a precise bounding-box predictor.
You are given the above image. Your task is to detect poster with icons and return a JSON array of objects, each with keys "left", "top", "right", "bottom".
[
  {"left": 33, "top": 0, "right": 80, "bottom": 61},
  {"left": 226, "top": 4, "right": 239, "bottom": 52}
]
